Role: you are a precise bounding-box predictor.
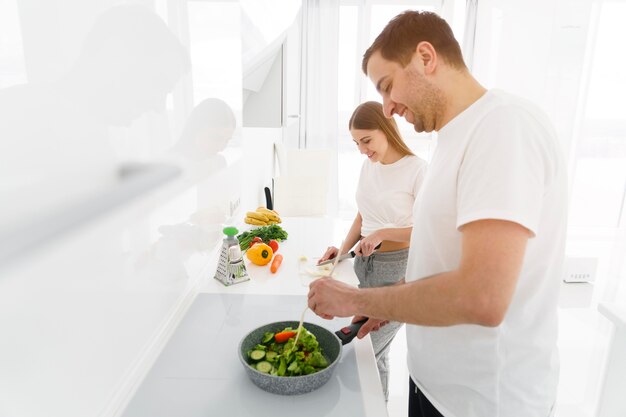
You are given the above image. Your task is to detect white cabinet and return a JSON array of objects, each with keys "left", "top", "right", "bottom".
[{"left": 0, "top": 2, "right": 244, "bottom": 416}]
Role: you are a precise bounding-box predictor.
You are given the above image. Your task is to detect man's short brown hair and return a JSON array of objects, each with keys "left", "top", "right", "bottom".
[{"left": 362, "top": 10, "right": 466, "bottom": 74}]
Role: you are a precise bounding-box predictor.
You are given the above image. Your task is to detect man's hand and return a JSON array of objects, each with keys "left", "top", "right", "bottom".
[
  {"left": 308, "top": 277, "right": 359, "bottom": 319},
  {"left": 353, "top": 315, "right": 388, "bottom": 339}
]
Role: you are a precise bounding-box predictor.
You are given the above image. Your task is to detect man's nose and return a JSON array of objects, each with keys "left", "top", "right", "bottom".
[{"left": 383, "top": 98, "right": 396, "bottom": 118}]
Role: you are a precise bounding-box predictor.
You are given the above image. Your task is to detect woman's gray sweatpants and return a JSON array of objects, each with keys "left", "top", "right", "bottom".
[{"left": 353, "top": 248, "right": 408, "bottom": 401}]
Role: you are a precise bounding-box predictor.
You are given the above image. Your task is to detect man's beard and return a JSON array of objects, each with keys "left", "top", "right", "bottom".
[{"left": 404, "top": 69, "right": 445, "bottom": 132}]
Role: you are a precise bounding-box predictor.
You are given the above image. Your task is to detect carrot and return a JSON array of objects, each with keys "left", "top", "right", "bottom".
[
  {"left": 270, "top": 254, "right": 284, "bottom": 273},
  {"left": 274, "top": 330, "right": 297, "bottom": 343}
]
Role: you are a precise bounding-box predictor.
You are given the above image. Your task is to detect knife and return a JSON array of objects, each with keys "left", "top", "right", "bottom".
[
  {"left": 317, "top": 243, "right": 382, "bottom": 266},
  {"left": 317, "top": 251, "right": 355, "bottom": 266},
  {"left": 264, "top": 186, "right": 273, "bottom": 210}
]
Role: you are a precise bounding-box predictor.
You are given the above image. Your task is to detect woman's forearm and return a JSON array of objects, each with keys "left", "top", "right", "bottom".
[
  {"left": 343, "top": 213, "right": 363, "bottom": 253},
  {"left": 376, "top": 226, "right": 412, "bottom": 243}
]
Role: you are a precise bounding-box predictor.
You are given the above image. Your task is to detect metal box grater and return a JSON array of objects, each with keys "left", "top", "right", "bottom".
[{"left": 214, "top": 227, "right": 249, "bottom": 286}]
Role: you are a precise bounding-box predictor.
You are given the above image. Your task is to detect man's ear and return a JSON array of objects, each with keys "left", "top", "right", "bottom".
[{"left": 415, "top": 41, "right": 437, "bottom": 75}]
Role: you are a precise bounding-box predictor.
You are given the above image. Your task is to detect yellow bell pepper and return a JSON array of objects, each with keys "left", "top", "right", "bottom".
[{"left": 246, "top": 243, "right": 273, "bottom": 266}]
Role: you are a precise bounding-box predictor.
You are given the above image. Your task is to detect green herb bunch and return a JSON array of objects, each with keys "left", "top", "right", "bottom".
[{"left": 237, "top": 224, "right": 288, "bottom": 251}]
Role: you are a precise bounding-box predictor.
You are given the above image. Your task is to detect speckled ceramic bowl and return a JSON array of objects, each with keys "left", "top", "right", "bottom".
[{"left": 238, "top": 321, "right": 342, "bottom": 395}]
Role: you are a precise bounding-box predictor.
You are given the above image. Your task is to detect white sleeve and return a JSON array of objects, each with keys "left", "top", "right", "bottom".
[
  {"left": 412, "top": 159, "right": 427, "bottom": 198},
  {"left": 355, "top": 159, "right": 369, "bottom": 200},
  {"left": 456, "top": 106, "right": 552, "bottom": 237}
]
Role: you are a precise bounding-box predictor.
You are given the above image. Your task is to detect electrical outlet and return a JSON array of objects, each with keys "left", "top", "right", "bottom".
[
  {"left": 229, "top": 197, "right": 240, "bottom": 217},
  {"left": 563, "top": 257, "right": 598, "bottom": 283}
]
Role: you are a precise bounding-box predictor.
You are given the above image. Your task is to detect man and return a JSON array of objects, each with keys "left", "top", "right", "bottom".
[{"left": 308, "top": 11, "right": 567, "bottom": 417}]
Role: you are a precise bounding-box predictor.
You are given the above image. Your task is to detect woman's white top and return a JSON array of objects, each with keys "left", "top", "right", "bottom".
[{"left": 355, "top": 155, "right": 427, "bottom": 237}]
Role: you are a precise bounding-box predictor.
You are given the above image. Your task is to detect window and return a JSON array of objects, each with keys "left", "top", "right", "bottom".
[
  {"left": 568, "top": 0, "right": 626, "bottom": 229},
  {"left": 187, "top": 2, "right": 242, "bottom": 109},
  {"left": 336, "top": 1, "right": 443, "bottom": 217},
  {"left": 0, "top": 0, "right": 26, "bottom": 88}
]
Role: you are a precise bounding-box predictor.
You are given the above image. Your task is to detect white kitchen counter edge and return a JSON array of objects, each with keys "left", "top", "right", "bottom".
[
  {"left": 354, "top": 334, "right": 390, "bottom": 417},
  {"left": 100, "top": 243, "right": 221, "bottom": 417},
  {"left": 100, "top": 287, "right": 198, "bottom": 417}
]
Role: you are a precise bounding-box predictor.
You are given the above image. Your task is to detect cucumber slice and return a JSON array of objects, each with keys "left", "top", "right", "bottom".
[
  {"left": 256, "top": 361, "right": 272, "bottom": 373},
  {"left": 250, "top": 350, "right": 266, "bottom": 361},
  {"left": 265, "top": 351, "right": 278, "bottom": 362}
]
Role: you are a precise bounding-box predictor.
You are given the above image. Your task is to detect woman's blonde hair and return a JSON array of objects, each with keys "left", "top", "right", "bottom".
[{"left": 348, "top": 101, "right": 414, "bottom": 157}]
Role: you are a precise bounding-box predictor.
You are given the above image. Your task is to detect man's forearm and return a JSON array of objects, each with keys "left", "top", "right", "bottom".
[
  {"left": 354, "top": 271, "right": 489, "bottom": 327},
  {"left": 352, "top": 220, "right": 528, "bottom": 327},
  {"left": 311, "top": 220, "right": 527, "bottom": 327}
]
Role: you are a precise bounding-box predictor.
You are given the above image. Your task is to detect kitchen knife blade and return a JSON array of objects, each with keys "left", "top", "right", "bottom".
[
  {"left": 317, "top": 251, "right": 355, "bottom": 266},
  {"left": 316, "top": 243, "right": 382, "bottom": 266}
]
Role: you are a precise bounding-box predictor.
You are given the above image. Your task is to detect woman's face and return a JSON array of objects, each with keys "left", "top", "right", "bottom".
[{"left": 351, "top": 128, "right": 395, "bottom": 164}]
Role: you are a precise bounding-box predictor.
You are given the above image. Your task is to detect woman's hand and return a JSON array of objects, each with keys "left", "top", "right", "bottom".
[
  {"left": 353, "top": 240, "right": 363, "bottom": 256},
  {"left": 318, "top": 246, "right": 339, "bottom": 264},
  {"left": 359, "top": 232, "right": 383, "bottom": 256}
]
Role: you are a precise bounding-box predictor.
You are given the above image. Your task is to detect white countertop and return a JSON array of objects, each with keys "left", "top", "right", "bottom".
[
  {"left": 123, "top": 293, "right": 369, "bottom": 417},
  {"left": 0, "top": 209, "right": 387, "bottom": 417},
  {"left": 199, "top": 217, "right": 388, "bottom": 417}
]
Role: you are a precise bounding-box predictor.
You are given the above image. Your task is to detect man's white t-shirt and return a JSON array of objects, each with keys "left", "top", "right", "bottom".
[
  {"left": 406, "top": 89, "right": 567, "bottom": 417},
  {"left": 356, "top": 155, "right": 427, "bottom": 236}
]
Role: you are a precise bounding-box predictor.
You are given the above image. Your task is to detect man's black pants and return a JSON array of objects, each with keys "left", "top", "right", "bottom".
[{"left": 408, "top": 378, "right": 444, "bottom": 417}]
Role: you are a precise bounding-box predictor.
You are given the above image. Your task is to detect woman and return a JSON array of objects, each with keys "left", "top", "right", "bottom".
[{"left": 319, "top": 101, "right": 427, "bottom": 400}]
